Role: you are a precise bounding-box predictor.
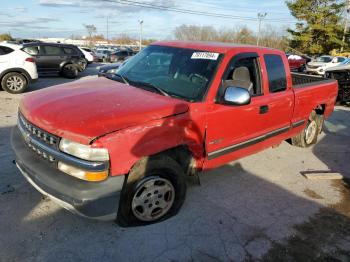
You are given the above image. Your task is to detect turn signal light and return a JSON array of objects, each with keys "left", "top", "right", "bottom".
[{"left": 58, "top": 162, "right": 108, "bottom": 182}]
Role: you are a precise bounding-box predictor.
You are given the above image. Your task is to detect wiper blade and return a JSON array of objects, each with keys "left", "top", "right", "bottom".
[
  {"left": 113, "top": 73, "right": 130, "bottom": 85},
  {"left": 134, "top": 81, "right": 170, "bottom": 97}
]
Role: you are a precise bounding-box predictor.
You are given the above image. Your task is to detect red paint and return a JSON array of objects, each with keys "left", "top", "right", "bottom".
[
  {"left": 19, "top": 41, "right": 338, "bottom": 176},
  {"left": 288, "top": 57, "right": 306, "bottom": 71}
]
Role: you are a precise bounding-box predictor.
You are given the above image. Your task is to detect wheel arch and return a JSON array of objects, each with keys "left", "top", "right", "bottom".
[
  {"left": 0, "top": 68, "right": 31, "bottom": 83},
  {"left": 129, "top": 145, "right": 198, "bottom": 177}
]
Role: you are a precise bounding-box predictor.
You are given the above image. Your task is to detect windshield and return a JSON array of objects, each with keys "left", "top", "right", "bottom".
[
  {"left": 315, "top": 56, "right": 332, "bottom": 63},
  {"left": 340, "top": 58, "right": 350, "bottom": 65},
  {"left": 116, "top": 45, "right": 222, "bottom": 101}
]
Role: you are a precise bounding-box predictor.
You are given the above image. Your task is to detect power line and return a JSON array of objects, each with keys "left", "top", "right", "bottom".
[{"left": 101, "top": 0, "right": 295, "bottom": 23}]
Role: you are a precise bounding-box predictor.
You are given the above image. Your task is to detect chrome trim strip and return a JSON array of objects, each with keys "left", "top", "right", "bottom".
[
  {"left": 292, "top": 120, "right": 306, "bottom": 128},
  {"left": 208, "top": 125, "right": 290, "bottom": 160},
  {"left": 18, "top": 124, "right": 108, "bottom": 172}
]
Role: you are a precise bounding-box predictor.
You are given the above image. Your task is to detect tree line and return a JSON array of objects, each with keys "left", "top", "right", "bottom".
[
  {"left": 174, "top": 0, "right": 349, "bottom": 56},
  {"left": 1, "top": 0, "right": 348, "bottom": 56}
]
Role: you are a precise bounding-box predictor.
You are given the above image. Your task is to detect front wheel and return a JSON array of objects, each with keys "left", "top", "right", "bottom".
[
  {"left": 117, "top": 155, "right": 186, "bottom": 227},
  {"left": 1, "top": 72, "right": 27, "bottom": 94}
]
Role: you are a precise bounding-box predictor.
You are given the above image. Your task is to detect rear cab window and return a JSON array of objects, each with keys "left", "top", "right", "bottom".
[{"left": 264, "top": 54, "right": 287, "bottom": 93}]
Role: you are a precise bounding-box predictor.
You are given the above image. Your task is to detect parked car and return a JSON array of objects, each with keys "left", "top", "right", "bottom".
[
  {"left": 95, "top": 49, "right": 112, "bottom": 62},
  {"left": 97, "top": 62, "right": 122, "bottom": 78},
  {"left": 109, "top": 50, "right": 133, "bottom": 63},
  {"left": 12, "top": 41, "right": 338, "bottom": 226},
  {"left": 22, "top": 43, "right": 86, "bottom": 79},
  {"left": 0, "top": 43, "right": 38, "bottom": 94},
  {"left": 287, "top": 54, "right": 307, "bottom": 72},
  {"left": 78, "top": 47, "right": 95, "bottom": 64},
  {"left": 306, "top": 55, "right": 347, "bottom": 75},
  {"left": 325, "top": 58, "right": 350, "bottom": 103}
]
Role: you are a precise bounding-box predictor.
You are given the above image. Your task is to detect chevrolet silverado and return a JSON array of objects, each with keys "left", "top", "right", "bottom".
[{"left": 11, "top": 41, "right": 338, "bottom": 226}]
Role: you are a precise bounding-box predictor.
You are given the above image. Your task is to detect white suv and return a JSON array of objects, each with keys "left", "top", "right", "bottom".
[{"left": 0, "top": 42, "right": 38, "bottom": 94}]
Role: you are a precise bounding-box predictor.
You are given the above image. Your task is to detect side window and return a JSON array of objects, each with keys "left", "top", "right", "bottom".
[
  {"left": 43, "top": 46, "right": 62, "bottom": 55},
  {"left": 0, "top": 46, "right": 14, "bottom": 55},
  {"left": 22, "top": 46, "right": 39, "bottom": 55},
  {"left": 63, "top": 47, "right": 76, "bottom": 55},
  {"left": 223, "top": 56, "right": 262, "bottom": 96},
  {"left": 264, "top": 54, "right": 287, "bottom": 93},
  {"left": 338, "top": 57, "right": 345, "bottom": 63}
]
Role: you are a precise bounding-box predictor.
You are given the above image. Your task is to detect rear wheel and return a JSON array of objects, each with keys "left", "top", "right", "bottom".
[
  {"left": 291, "top": 111, "right": 321, "bottom": 147},
  {"left": 80, "top": 59, "right": 88, "bottom": 71},
  {"left": 117, "top": 155, "right": 187, "bottom": 227},
  {"left": 61, "top": 64, "right": 78, "bottom": 79},
  {"left": 1, "top": 72, "right": 27, "bottom": 94}
]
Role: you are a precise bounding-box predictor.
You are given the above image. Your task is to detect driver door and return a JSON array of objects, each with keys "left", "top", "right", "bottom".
[{"left": 204, "top": 53, "right": 271, "bottom": 168}]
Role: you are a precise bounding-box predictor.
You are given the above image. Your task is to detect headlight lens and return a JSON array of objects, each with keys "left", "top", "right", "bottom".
[
  {"left": 107, "top": 68, "right": 118, "bottom": 74},
  {"left": 59, "top": 138, "right": 109, "bottom": 161}
]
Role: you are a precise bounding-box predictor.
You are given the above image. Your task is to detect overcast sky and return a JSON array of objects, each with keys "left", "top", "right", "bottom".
[{"left": 0, "top": 0, "right": 296, "bottom": 39}]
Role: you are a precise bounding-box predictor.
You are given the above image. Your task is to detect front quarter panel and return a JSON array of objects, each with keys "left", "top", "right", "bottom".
[{"left": 97, "top": 110, "right": 205, "bottom": 176}]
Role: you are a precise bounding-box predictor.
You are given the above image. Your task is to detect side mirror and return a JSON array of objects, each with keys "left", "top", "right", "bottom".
[
  {"left": 223, "top": 87, "right": 251, "bottom": 106},
  {"left": 332, "top": 58, "right": 338, "bottom": 63}
]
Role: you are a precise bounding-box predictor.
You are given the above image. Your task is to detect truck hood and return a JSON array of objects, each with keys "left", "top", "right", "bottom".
[
  {"left": 20, "top": 78, "right": 189, "bottom": 144},
  {"left": 307, "top": 61, "right": 328, "bottom": 67}
]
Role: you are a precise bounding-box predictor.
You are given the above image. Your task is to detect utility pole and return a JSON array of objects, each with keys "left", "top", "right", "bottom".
[
  {"left": 257, "top": 12, "right": 267, "bottom": 46},
  {"left": 341, "top": 0, "right": 350, "bottom": 52},
  {"left": 139, "top": 19, "right": 143, "bottom": 51},
  {"left": 106, "top": 16, "right": 109, "bottom": 44}
]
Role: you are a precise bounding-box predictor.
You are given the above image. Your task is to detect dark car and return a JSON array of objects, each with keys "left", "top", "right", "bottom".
[
  {"left": 109, "top": 50, "right": 133, "bottom": 63},
  {"left": 325, "top": 58, "right": 350, "bottom": 104},
  {"left": 98, "top": 63, "right": 122, "bottom": 78},
  {"left": 21, "top": 43, "right": 86, "bottom": 79}
]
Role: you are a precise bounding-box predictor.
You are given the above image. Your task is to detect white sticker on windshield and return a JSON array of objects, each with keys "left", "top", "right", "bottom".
[{"left": 191, "top": 52, "right": 219, "bottom": 60}]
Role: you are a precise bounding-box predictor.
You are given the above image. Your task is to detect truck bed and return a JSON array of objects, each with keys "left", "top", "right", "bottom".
[{"left": 292, "top": 73, "right": 334, "bottom": 88}]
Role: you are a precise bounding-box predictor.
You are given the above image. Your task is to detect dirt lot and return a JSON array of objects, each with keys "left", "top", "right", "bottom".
[{"left": 0, "top": 64, "right": 349, "bottom": 261}]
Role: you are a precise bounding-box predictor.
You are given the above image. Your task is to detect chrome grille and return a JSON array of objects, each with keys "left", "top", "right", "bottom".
[
  {"left": 18, "top": 113, "right": 60, "bottom": 163},
  {"left": 18, "top": 113, "right": 59, "bottom": 147}
]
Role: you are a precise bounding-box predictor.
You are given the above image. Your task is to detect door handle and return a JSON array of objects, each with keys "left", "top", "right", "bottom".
[{"left": 259, "top": 105, "right": 269, "bottom": 114}]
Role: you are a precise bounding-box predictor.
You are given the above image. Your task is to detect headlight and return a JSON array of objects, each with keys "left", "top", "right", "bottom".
[
  {"left": 107, "top": 68, "right": 118, "bottom": 74},
  {"left": 59, "top": 138, "right": 109, "bottom": 161}
]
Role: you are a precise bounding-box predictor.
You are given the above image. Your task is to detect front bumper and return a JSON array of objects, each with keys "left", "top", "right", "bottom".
[
  {"left": 306, "top": 67, "right": 325, "bottom": 75},
  {"left": 11, "top": 126, "right": 125, "bottom": 220}
]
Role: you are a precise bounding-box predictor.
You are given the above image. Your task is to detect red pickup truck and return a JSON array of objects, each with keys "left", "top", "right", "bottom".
[{"left": 12, "top": 41, "right": 338, "bottom": 226}]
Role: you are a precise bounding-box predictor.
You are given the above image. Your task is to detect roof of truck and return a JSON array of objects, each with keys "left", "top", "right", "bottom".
[{"left": 152, "top": 40, "right": 278, "bottom": 53}]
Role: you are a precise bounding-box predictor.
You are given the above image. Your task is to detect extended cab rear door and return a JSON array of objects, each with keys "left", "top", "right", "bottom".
[{"left": 261, "top": 53, "right": 294, "bottom": 135}]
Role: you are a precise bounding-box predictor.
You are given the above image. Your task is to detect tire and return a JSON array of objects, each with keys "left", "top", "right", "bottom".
[
  {"left": 80, "top": 59, "right": 88, "bottom": 71},
  {"left": 298, "top": 65, "right": 306, "bottom": 73},
  {"left": 1, "top": 72, "right": 27, "bottom": 94},
  {"left": 117, "top": 155, "right": 187, "bottom": 227},
  {"left": 315, "top": 114, "right": 324, "bottom": 134},
  {"left": 291, "top": 111, "right": 320, "bottom": 147},
  {"left": 61, "top": 64, "right": 78, "bottom": 79}
]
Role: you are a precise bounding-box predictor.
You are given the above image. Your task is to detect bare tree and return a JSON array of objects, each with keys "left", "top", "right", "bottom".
[
  {"left": 84, "top": 24, "right": 97, "bottom": 46},
  {"left": 174, "top": 24, "right": 288, "bottom": 50}
]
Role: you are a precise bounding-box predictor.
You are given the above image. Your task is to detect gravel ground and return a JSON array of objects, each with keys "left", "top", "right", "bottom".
[{"left": 0, "top": 64, "right": 349, "bottom": 262}]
